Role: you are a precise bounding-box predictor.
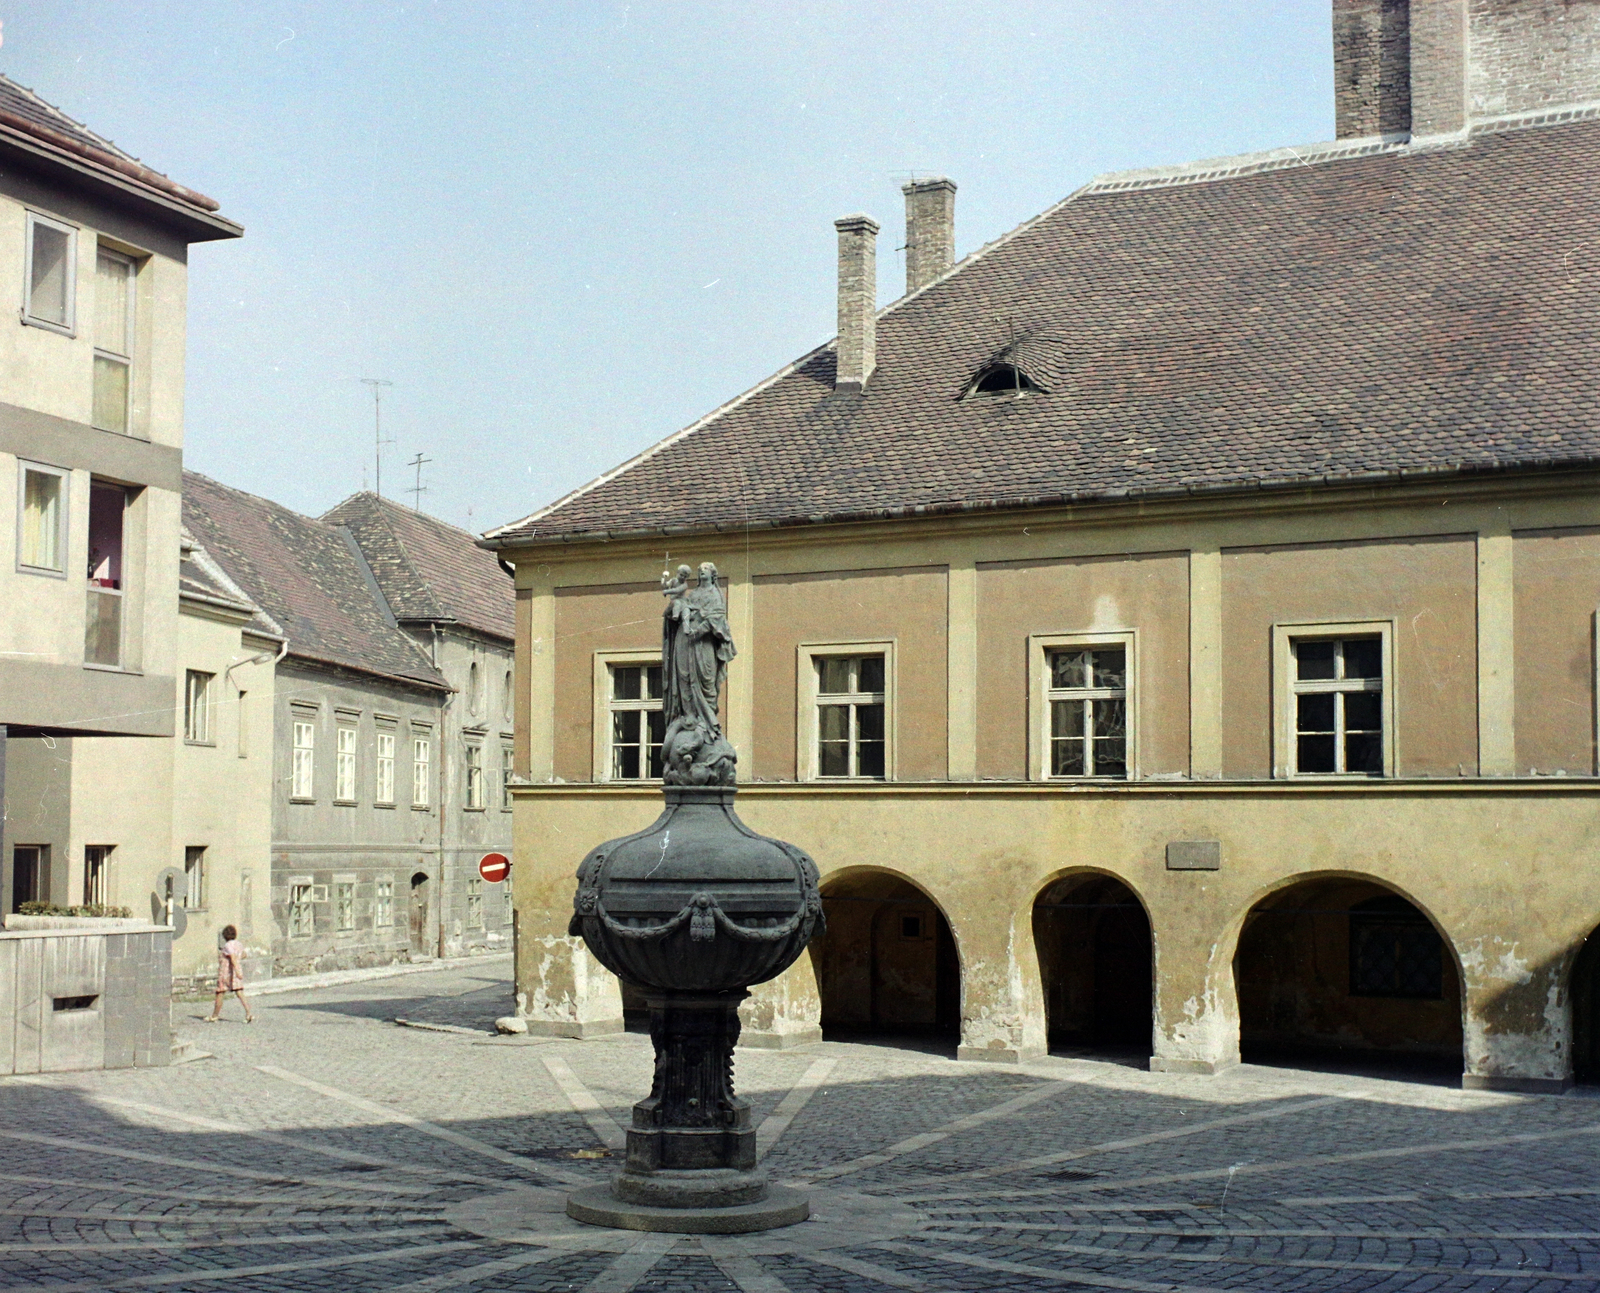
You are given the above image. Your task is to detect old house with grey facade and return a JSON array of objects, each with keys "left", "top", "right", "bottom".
[
  {"left": 489, "top": 0, "right": 1600, "bottom": 1092},
  {"left": 183, "top": 473, "right": 514, "bottom": 976}
]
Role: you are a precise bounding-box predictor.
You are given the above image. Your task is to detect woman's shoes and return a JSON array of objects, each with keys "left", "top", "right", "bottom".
[
  {"left": 245, "top": 1015, "right": 255, "bottom": 1024},
  {"left": 202, "top": 1016, "right": 219, "bottom": 1024}
]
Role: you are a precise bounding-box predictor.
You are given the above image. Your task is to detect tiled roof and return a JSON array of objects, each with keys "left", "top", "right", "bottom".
[
  {"left": 0, "top": 72, "right": 228, "bottom": 220},
  {"left": 182, "top": 472, "right": 446, "bottom": 691},
  {"left": 488, "top": 113, "right": 1600, "bottom": 546},
  {"left": 321, "top": 494, "right": 515, "bottom": 642}
]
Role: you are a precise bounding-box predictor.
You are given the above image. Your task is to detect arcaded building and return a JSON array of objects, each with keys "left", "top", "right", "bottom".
[{"left": 487, "top": 1, "right": 1600, "bottom": 1092}]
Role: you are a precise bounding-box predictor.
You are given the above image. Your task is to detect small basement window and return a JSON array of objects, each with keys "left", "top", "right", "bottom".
[
  {"left": 53, "top": 995, "right": 98, "bottom": 1012},
  {"left": 967, "top": 364, "right": 1039, "bottom": 397}
]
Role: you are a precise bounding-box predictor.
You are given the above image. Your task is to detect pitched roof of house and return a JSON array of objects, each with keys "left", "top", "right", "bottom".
[
  {"left": 321, "top": 493, "right": 515, "bottom": 642},
  {"left": 487, "top": 111, "right": 1600, "bottom": 548},
  {"left": 0, "top": 72, "right": 237, "bottom": 236},
  {"left": 182, "top": 472, "right": 446, "bottom": 691}
]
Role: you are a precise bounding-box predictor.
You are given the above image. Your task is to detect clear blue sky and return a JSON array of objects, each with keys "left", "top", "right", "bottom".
[{"left": 4, "top": 2, "right": 1332, "bottom": 534}]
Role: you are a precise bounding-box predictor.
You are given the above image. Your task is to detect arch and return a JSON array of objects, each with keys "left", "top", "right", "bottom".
[
  {"left": 408, "top": 871, "right": 431, "bottom": 955},
  {"left": 1031, "top": 869, "right": 1153, "bottom": 1062},
  {"left": 1572, "top": 924, "right": 1600, "bottom": 1086},
  {"left": 965, "top": 363, "right": 1040, "bottom": 398},
  {"left": 1231, "top": 871, "right": 1464, "bottom": 1080},
  {"left": 809, "top": 867, "right": 961, "bottom": 1047}
]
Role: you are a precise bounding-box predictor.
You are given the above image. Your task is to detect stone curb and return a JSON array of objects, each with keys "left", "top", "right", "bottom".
[{"left": 198, "top": 951, "right": 513, "bottom": 1000}]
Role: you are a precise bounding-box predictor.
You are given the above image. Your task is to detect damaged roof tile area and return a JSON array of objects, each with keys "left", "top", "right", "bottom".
[{"left": 489, "top": 116, "right": 1600, "bottom": 545}]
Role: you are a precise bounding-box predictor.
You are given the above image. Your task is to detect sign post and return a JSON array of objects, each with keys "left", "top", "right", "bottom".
[{"left": 478, "top": 852, "right": 510, "bottom": 884}]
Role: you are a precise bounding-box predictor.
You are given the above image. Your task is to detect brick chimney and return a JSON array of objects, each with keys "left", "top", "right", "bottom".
[
  {"left": 1334, "top": 0, "right": 1600, "bottom": 141},
  {"left": 834, "top": 214, "right": 879, "bottom": 394},
  {"left": 1333, "top": 0, "right": 1413, "bottom": 137},
  {"left": 902, "top": 177, "right": 956, "bottom": 296}
]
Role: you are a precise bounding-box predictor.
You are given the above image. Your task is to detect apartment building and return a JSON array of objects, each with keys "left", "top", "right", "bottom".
[
  {"left": 488, "top": 1, "right": 1600, "bottom": 1091},
  {"left": 0, "top": 75, "right": 240, "bottom": 918}
]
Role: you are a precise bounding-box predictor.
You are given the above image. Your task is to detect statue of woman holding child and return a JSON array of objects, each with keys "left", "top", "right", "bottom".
[{"left": 659, "top": 561, "right": 738, "bottom": 785}]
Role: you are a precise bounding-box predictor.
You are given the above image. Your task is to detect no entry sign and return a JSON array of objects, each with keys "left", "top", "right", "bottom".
[{"left": 479, "top": 852, "right": 511, "bottom": 884}]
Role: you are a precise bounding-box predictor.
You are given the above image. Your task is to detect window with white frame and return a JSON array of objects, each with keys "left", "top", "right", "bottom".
[
  {"left": 1045, "top": 646, "right": 1128, "bottom": 778},
  {"left": 92, "top": 248, "right": 134, "bottom": 434},
  {"left": 464, "top": 743, "right": 485, "bottom": 809},
  {"left": 288, "top": 880, "right": 315, "bottom": 937},
  {"left": 83, "top": 845, "right": 112, "bottom": 907},
  {"left": 335, "top": 881, "right": 356, "bottom": 931},
  {"left": 609, "top": 662, "right": 664, "bottom": 780},
  {"left": 375, "top": 730, "right": 396, "bottom": 804},
  {"left": 375, "top": 877, "right": 394, "bottom": 927},
  {"left": 412, "top": 731, "right": 431, "bottom": 807},
  {"left": 814, "top": 654, "right": 886, "bottom": 779},
  {"left": 184, "top": 846, "right": 206, "bottom": 909},
  {"left": 1292, "top": 636, "right": 1385, "bottom": 776},
  {"left": 335, "top": 725, "right": 358, "bottom": 802},
  {"left": 501, "top": 746, "right": 514, "bottom": 809},
  {"left": 18, "top": 462, "right": 67, "bottom": 574},
  {"left": 185, "top": 670, "right": 214, "bottom": 743},
  {"left": 24, "top": 212, "right": 75, "bottom": 332},
  {"left": 467, "top": 876, "right": 484, "bottom": 929},
  {"left": 291, "top": 717, "right": 316, "bottom": 799}
]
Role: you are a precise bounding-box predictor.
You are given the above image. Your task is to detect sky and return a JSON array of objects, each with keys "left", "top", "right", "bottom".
[{"left": 2, "top": 2, "right": 1333, "bottom": 535}]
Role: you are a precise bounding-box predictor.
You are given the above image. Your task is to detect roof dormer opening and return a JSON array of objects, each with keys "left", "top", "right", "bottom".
[{"left": 966, "top": 363, "right": 1040, "bottom": 398}]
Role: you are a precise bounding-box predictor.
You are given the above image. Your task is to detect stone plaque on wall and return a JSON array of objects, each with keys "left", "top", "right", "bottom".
[{"left": 1166, "top": 840, "right": 1221, "bottom": 871}]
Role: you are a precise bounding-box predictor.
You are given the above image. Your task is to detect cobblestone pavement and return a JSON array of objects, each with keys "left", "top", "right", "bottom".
[{"left": 4, "top": 961, "right": 1599, "bottom": 1292}]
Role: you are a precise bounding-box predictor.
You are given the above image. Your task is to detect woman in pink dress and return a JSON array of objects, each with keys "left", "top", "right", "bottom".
[{"left": 206, "top": 925, "right": 253, "bottom": 1023}]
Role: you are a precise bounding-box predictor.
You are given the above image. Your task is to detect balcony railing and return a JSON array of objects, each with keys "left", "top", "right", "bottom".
[{"left": 85, "top": 587, "right": 121, "bottom": 668}]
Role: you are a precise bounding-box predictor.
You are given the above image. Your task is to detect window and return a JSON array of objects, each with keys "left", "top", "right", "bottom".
[
  {"left": 900, "top": 913, "right": 925, "bottom": 940},
  {"left": 466, "top": 876, "right": 483, "bottom": 929},
  {"left": 1350, "top": 896, "right": 1443, "bottom": 998},
  {"left": 375, "top": 730, "right": 396, "bottom": 805},
  {"left": 609, "top": 662, "right": 665, "bottom": 780},
  {"left": 288, "top": 879, "right": 315, "bottom": 937},
  {"left": 503, "top": 668, "right": 514, "bottom": 723},
  {"left": 412, "top": 732, "right": 431, "bottom": 807},
  {"left": 1045, "top": 646, "right": 1128, "bottom": 778},
  {"left": 83, "top": 845, "right": 111, "bottom": 907},
  {"left": 10, "top": 845, "right": 46, "bottom": 911},
  {"left": 84, "top": 481, "right": 125, "bottom": 668},
  {"left": 24, "top": 212, "right": 75, "bottom": 332},
  {"left": 92, "top": 248, "right": 134, "bottom": 434},
  {"left": 464, "top": 743, "right": 485, "bottom": 809},
  {"left": 183, "top": 846, "right": 206, "bottom": 910},
  {"left": 501, "top": 746, "right": 515, "bottom": 810},
  {"left": 375, "top": 877, "right": 394, "bottom": 928},
  {"left": 292, "top": 718, "right": 316, "bottom": 799},
  {"left": 503, "top": 880, "right": 514, "bottom": 927},
  {"left": 468, "top": 660, "right": 483, "bottom": 715},
  {"left": 966, "top": 363, "right": 1039, "bottom": 398},
  {"left": 335, "top": 881, "right": 355, "bottom": 932},
  {"left": 18, "top": 463, "right": 67, "bottom": 573},
  {"left": 335, "top": 725, "right": 357, "bottom": 802},
  {"left": 185, "top": 671, "right": 214, "bottom": 743},
  {"left": 1292, "top": 636, "right": 1384, "bottom": 776},
  {"left": 815, "top": 654, "right": 886, "bottom": 779}
]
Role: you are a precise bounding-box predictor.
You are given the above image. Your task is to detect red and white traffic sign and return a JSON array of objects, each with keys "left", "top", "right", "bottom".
[{"left": 479, "top": 852, "right": 511, "bottom": 884}]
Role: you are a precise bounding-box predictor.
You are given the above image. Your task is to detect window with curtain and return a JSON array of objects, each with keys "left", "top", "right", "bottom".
[
  {"left": 92, "top": 249, "right": 134, "bottom": 434},
  {"left": 19, "top": 465, "right": 65, "bottom": 572},
  {"left": 25, "top": 213, "right": 74, "bottom": 330}
]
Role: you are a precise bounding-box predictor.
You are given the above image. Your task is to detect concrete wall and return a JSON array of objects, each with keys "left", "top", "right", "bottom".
[{"left": 0, "top": 920, "right": 171, "bottom": 1073}]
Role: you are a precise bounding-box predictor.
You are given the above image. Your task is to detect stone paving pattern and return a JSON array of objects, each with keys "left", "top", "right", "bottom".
[{"left": 2, "top": 961, "right": 1598, "bottom": 1291}]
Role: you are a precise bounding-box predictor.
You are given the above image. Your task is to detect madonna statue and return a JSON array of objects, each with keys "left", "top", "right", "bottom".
[{"left": 659, "top": 561, "right": 738, "bottom": 785}]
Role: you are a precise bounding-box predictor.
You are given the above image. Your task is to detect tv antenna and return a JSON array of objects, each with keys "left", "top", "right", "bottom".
[
  {"left": 360, "top": 378, "right": 395, "bottom": 497},
  {"left": 405, "top": 452, "right": 433, "bottom": 510}
]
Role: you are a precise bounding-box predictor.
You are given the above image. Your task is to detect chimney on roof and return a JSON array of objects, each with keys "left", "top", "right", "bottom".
[
  {"left": 1334, "top": 0, "right": 1600, "bottom": 140},
  {"left": 901, "top": 176, "right": 956, "bottom": 295},
  {"left": 834, "top": 214, "right": 879, "bottom": 394}
]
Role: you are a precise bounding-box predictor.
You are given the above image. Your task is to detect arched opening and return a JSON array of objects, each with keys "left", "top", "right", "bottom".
[
  {"left": 1032, "top": 874, "right": 1152, "bottom": 1063},
  {"left": 965, "top": 363, "right": 1040, "bottom": 398},
  {"left": 1234, "top": 876, "right": 1463, "bottom": 1081},
  {"left": 1573, "top": 926, "right": 1600, "bottom": 1086},
  {"left": 408, "top": 871, "right": 431, "bottom": 955},
  {"left": 810, "top": 870, "right": 959, "bottom": 1050}
]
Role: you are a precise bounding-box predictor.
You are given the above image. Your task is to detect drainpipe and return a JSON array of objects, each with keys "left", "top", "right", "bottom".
[{"left": 435, "top": 622, "right": 452, "bottom": 960}]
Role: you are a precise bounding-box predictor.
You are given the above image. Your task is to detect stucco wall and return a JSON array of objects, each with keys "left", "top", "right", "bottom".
[{"left": 1513, "top": 526, "right": 1600, "bottom": 777}]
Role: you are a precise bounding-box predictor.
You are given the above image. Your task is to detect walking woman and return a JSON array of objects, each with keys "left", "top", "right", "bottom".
[{"left": 206, "top": 925, "right": 253, "bottom": 1023}]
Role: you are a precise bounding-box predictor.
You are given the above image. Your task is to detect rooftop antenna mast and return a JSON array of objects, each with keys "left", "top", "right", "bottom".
[
  {"left": 360, "top": 378, "right": 395, "bottom": 498},
  {"left": 405, "top": 452, "right": 433, "bottom": 511}
]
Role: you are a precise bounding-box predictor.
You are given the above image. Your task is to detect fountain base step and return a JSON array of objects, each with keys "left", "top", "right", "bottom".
[{"left": 566, "top": 1182, "right": 809, "bottom": 1234}]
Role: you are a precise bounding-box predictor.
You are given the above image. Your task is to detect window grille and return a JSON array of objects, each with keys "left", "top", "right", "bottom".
[
  {"left": 815, "top": 655, "right": 886, "bottom": 779},
  {"left": 1350, "top": 897, "right": 1443, "bottom": 998},
  {"left": 467, "top": 876, "right": 484, "bottom": 929},
  {"left": 501, "top": 746, "right": 514, "bottom": 809},
  {"left": 1046, "top": 647, "right": 1127, "bottom": 778},
  {"left": 335, "top": 882, "right": 355, "bottom": 932},
  {"left": 83, "top": 845, "right": 111, "bottom": 907},
  {"left": 464, "top": 744, "right": 485, "bottom": 809},
  {"left": 289, "top": 882, "right": 314, "bottom": 937},
  {"left": 1293, "top": 637, "right": 1384, "bottom": 775},
  {"left": 183, "top": 846, "right": 205, "bottom": 910},
  {"left": 609, "top": 663, "right": 665, "bottom": 780},
  {"left": 185, "top": 671, "right": 214, "bottom": 743},
  {"left": 375, "top": 878, "right": 394, "bottom": 927}
]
